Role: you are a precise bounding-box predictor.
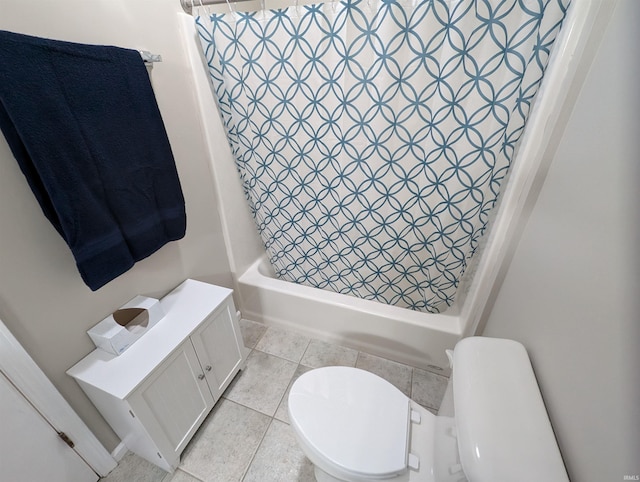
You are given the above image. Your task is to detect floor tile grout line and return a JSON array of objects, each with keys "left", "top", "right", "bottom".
[
  {"left": 185, "top": 397, "right": 279, "bottom": 481},
  {"left": 248, "top": 325, "right": 266, "bottom": 350},
  {"left": 253, "top": 324, "right": 412, "bottom": 371},
  {"left": 254, "top": 327, "right": 311, "bottom": 364},
  {"left": 240, "top": 415, "right": 277, "bottom": 482},
  {"left": 251, "top": 345, "right": 304, "bottom": 365},
  {"left": 299, "top": 337, "right": 311, "bottom": 363},
  {"left": 251, "top": 334, "right": 329, "bottom": 366},
  {"left": 224, "top": 347, "right": 316, "bottom": 422},
  {"left": 300, "top": 338, "right": 313, "bottom": 362},
  {"left": 297, "top": 334, "right": 313, "bottom": 365},
  {"left": 270, "top": 362, "right": 299, "bottom": 422},
  {"left": 245, "top": 320, "right": 448, "bottom": 378},
  {"left": 174, "top": 466, "right": 206, "bottom": 482},
  {"left": 233, "top": 337, "right": 445, "bottom": 413},
  {"left": 410, "top": 367, "right": 415, "bottom": 400},
  {"left": 221, "top": 390, "right": 286, "bottom": 421}
]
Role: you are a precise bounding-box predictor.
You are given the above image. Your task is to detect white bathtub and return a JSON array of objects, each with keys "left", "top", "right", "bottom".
[{"left": 237, "top": 255, "right": 461, "bottom": 373}]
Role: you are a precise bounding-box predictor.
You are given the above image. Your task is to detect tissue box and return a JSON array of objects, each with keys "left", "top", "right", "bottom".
[{"left": 88, "top": 296, "right": 165, "bottom": 355}]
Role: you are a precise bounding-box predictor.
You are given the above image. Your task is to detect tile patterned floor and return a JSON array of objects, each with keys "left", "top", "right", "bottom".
[{"left": 101, "top": 320, "right": 449, "bottom": 482}]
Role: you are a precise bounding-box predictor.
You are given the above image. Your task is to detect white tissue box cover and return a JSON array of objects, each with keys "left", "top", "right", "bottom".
[{"left": 88, "top": 295, "right": 165, "bottom": 355}]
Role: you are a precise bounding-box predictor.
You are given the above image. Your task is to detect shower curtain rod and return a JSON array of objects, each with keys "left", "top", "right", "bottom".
[{"left": 180, "top": 0, "right": 254, "bottom": 15}]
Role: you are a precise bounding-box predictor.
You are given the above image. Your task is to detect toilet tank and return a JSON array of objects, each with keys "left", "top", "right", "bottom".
[{"left": 452, "top": 337, "right": 569, "bottom": 482}]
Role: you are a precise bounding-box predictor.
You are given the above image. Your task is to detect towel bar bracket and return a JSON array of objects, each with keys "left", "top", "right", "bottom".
[{"left": 140, "top": 50, "right": 162, "bottom": 65}]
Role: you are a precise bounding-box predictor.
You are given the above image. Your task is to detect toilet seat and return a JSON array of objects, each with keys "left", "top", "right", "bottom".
[{"left": 288, "top": 367, "right": 411, "bottom": 480}]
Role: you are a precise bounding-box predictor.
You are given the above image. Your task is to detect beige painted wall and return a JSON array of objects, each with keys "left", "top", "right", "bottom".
[
  {"left": 482, "top": 1, "right": 640, "bottom": 480},
  {"left": 0, "top": 0, "right": 233, "bottom": 451}
]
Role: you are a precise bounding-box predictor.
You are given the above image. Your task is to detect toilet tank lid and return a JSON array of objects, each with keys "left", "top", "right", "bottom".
[{"left": 453, "top": 337, "right": 569, "bottom": 482}]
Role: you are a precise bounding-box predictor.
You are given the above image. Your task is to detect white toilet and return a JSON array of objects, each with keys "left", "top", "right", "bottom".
[{"left": 288, "top": 337, "right": 569, "bottom": 482}]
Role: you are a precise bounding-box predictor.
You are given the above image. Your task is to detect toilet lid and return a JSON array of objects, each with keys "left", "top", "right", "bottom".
[{"left": 289, "top": 367, "right": 410, "bottom": 479}]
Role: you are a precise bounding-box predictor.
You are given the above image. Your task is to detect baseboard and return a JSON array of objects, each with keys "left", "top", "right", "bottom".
[{"left": 111, "top": 441, "right": 128, "bottom": 462}]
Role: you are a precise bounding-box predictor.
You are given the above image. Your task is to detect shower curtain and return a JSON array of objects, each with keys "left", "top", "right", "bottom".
[{"left": 196, "top": 0, "right": 570, "bottom": 313}]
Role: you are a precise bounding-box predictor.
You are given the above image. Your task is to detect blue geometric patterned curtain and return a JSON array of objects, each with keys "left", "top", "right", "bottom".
[{"left": 196, "top": 0, "right": 570, "bottom": 313}]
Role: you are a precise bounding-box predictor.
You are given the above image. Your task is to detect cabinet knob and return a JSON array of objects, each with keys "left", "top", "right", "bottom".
[
  {"left": 198, "top": 374, "right": 205, "bottom": 380},
  {"left": 205, "top": 365, "right": 212, "bottom": 372}
]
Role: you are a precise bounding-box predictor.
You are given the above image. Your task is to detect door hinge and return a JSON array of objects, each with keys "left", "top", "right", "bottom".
[{"left": 57, "top": 431, "right": 75, "bottom": 449}]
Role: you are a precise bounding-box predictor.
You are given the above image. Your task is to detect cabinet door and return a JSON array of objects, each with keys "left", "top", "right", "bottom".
[
  {"left": 128, "top": 341, "right": 215, "bottom": 467},
  {"left": 190, "top": 300, "right": 245, "bottom": 400}
]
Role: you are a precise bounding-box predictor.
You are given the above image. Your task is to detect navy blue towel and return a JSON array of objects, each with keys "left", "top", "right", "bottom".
[{"left": 0, "top": 30, "right": 186, "bottom": 291}]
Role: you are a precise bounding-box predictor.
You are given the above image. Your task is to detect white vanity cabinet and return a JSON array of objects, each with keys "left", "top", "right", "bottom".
[{"left": 67, "top": 280, "right": 248, "bottom": 471}]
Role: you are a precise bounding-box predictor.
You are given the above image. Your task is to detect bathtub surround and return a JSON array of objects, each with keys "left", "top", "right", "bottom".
[
  {"left": 195, "top": 0, "right": 571, "bottom": 313},
  {"left": 0, "top": 30, "right": 186, "bottom": 291}
]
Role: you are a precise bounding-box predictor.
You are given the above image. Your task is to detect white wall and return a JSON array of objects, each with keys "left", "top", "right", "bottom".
[
  {"left": 180, "top": 10, "right": 266, "bottom": 280},
  {"left": 0, "top": 0, "right": 233, "bottom": 451},
  {"left": 482, "top": 1, "right": 640, "bottom": 480}
]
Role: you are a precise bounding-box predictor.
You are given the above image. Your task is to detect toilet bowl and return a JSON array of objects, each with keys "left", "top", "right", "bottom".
[{"left": 288, "top": 337, "right": 569, "bottom": 482}]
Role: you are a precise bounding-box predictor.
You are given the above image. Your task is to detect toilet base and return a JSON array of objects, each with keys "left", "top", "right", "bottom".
[
  {"left": 313, "top": 464, "right": 412, "bottom": 482},
  {"left": 314, "top": 465, "right": 341, "bottom": 482},
  {"left": 313, "top": 462, "right": 415, "bottom": 482}
]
